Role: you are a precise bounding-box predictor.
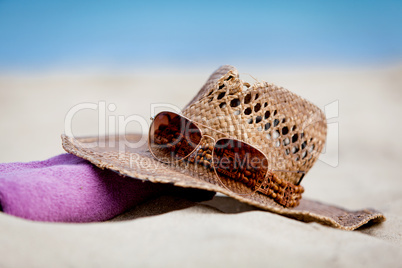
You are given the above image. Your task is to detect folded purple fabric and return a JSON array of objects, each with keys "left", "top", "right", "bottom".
[{"left": 0, "top": 154, "right": 201, "bottom": 222}]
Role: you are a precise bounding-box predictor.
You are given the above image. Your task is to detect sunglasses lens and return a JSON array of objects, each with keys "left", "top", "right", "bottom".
[
  {"left": 149, "top": 112, "right": 202, "bottom": 162},
  {"left": 212, "top": 139, "right": 268, "bottom": 195}
]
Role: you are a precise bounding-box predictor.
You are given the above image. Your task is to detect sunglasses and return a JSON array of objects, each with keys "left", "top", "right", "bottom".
[{"left": 148, "top": 111, "right": 305, "bottom": 207}]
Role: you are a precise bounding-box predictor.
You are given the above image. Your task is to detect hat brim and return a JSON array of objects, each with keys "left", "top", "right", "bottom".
[{"left": 62, "top": 134, "right": 385, "bottom": 230}]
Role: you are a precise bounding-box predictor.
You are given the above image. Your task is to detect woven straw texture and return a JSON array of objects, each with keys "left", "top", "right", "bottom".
[
  {"left": 183, "top": 65, "right": 326, "bottom": 185},
  {"left": 61, "top": 65, "right": 385, "bottom": 230}
]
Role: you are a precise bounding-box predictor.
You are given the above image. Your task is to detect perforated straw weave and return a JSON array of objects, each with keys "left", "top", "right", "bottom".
[
  {"left": 182, "top": 65, "right": 327, "bottom": 186},
  {"left": 62, "top": 65, "right": 385, "bottom": 230}
]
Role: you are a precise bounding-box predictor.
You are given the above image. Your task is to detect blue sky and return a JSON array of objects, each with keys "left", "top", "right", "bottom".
[{"left": 0, "top": 0, "right": 401, "bottom": 71}]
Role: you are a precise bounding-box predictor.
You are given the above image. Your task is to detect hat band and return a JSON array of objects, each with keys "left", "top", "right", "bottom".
[
  {"left": 185, "top": 140, "right": 304, "bottom": 208},
  {"left": 257, "top": 172, "right": 304, "bottom": 207}
]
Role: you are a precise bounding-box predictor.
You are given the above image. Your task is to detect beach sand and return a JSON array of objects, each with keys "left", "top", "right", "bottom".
[{"left": 1, "top": 65, "right": 402, "bottom": 267}]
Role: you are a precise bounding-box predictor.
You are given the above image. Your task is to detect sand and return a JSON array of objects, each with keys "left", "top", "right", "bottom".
[{"left": 1, "top": 64, "right": 402, "bottom": 267}]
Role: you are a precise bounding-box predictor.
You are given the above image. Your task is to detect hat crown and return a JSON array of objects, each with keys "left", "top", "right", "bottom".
[{"left": 182, "top": 66, "right": 327, "bottom": 185}]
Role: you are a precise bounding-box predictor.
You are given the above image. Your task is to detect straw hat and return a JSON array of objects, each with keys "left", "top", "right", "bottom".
[{"left": 62, "top": 65, "right": 385, "bottom": 230}]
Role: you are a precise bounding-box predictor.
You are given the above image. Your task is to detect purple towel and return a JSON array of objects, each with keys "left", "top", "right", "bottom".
[{"left": 0, "top": 154, "right": 213, "bottom": 222}]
